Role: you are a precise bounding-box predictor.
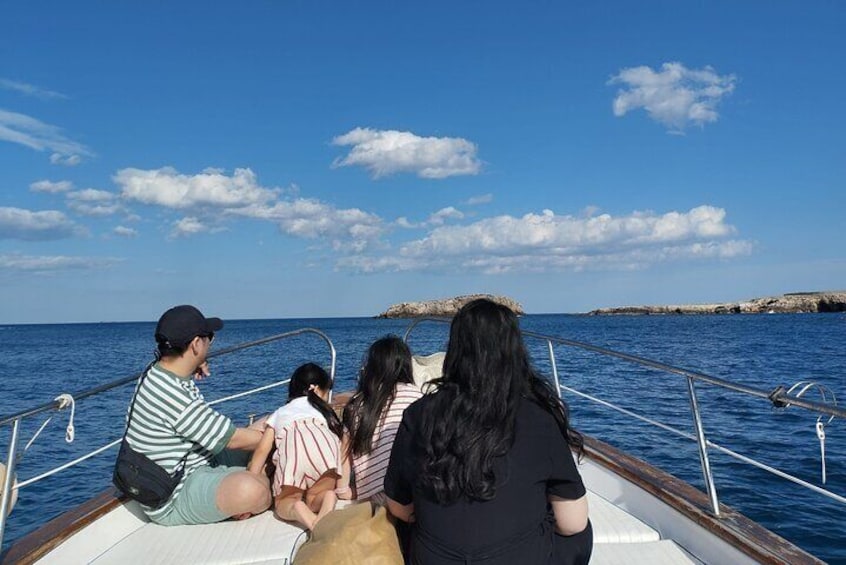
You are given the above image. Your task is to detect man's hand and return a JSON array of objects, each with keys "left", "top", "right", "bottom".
[{"left": 195, "top": 361, "right": 211, "bottom": 380}]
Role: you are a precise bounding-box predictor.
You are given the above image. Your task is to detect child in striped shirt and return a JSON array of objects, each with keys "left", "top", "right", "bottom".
[
  {"left": 248, "top": 363, "right": 344, "bottom": 530},
  {"left": 340, "top": 336, "right": 423, "bottom": 504}
]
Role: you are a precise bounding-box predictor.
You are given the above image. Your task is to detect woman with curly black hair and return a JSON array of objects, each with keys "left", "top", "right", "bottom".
[{"left": 384, "top": 298, "right": 591, "bottom": 564}]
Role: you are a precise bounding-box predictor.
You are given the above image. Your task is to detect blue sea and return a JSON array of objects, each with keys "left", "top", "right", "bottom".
[{"left": 1, "top": 314, "right": 844, "bottom": 563}]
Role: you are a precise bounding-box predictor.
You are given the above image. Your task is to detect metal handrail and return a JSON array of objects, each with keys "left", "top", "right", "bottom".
[
  {"left": 0, "top": 327, "right": 336, "bottom": 548},
  {"left": 403, "top": 317, "right": 846, "bottom": 419},
  {"left": 559, "top": 383, "right": 846, "bottom": 506},
  {"left": 13, "top": 378, "right": 295, "bottom": 493},
  {"left": 403, "top": 317, "right": 844, "bottom": 516}
]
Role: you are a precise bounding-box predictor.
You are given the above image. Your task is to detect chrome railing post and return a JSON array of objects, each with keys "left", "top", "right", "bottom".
[
  {"left": 686, "top": 376, "right": 720, "bottom": 516},
  {"left": 325, "top": 331, "right": 337, "bottom": 404},
  {"left": 0, "top": 418, "right": 21, "bottom": 548},
  {"left": 546, "top": 340, "right": 562, "bottom": 399}
]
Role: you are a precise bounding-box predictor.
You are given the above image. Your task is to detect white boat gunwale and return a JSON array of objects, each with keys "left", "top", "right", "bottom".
[
  {"left": 0, "top": 430, "right": 824, "bottom": 564},
  {"left": 579, "top": 435, "right": 823, "bottom": 565}
]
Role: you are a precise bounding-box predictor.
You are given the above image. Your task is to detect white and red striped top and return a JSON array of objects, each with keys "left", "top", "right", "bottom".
[
  {"left": 267, "top": 397, "right": 342, "bottom": 493},
  {"left": 352, "top": 383, "right": 423, "bottom": 500}
]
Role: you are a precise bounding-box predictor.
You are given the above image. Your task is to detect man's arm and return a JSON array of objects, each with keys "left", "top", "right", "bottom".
[
  {"left": 247, "top": 427, "right": 275, "bottom": 474},
  {"left": 227, "top": 427, "right": 264, "bottom": 450}
]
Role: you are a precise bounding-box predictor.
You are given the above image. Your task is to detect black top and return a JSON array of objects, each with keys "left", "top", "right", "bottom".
[{"left": 384, "top": 395, "right": 586, "bottom": 564}]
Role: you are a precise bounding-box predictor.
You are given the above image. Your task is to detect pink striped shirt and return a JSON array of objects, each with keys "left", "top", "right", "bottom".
[
  {"left": 268, "top": 398, "right": 342, "bottom": 493},
  {"left": 352, "top": 383, "right": 423, "bottom": 499}
]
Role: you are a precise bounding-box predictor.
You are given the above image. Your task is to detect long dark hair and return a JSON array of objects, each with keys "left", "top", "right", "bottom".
[
  {"left": 288, "top": 363, "right": 343, "bottom": 439},
  {"left": 343, "top": 336, "right": 415, "bottom": 458},
  {"left": 418, "top": 298, "right": 583, "bottom": 504}
]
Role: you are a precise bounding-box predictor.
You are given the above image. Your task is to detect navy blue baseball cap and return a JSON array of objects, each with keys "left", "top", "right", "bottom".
[{"left": 155, "top": 305, "right": 223, "bottom": 348}]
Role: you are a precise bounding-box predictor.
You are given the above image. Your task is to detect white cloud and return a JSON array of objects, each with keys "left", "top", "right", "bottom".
[
  {"left": 0, "top": 108, "right": 92, "bottom": 162},
  {"left": 581, "top": 205, "right": 601, "bottom": 217},
  {"left": 30, "top": 179, "right": 74, "bottom": 193},
  {"left": 336, "top": 255, "right": 419, "bottom": 273},
  {"left": 393, "top": 206, "right": 465, "bottom": 230},
  {"left": 394, "top": 205, "right": 470, "bottom": 230},
  {"left": 113, "top": 225, "right": 138, "bottom": 238},
  {"left": 67, "top": 189, "right": 114, "bottom": 202},
  {"left": 113, "top": 166, "right": 384, "bottom": 250},
  {"left": 170, "top": 216, "right": 209, "bottom": 238},
  {"left": 395, "top": 217, "right": 419, "bottom": 229},
  {"left": 427, "top": 206, "right": 464, "bottom": 226},
  {"left": 0, "top": 79, "right": 66, "bottom": 100},
  {"left": 609, "top": 62, "right": 736, "bottom": 132},
  {"left": 343, "top": 239, "right": 753, "bottom": 275},
  {"left": 115, "top": 167, "right": 278, "bottom": 209},
  {"left": 0, "top": 253, "right": 120, "bottom": 272},
  {"left": 50, "top": 153, "right": 82, "bottom": 166},
  {"left": 233, "top": 199, "right": 384, "bottom": 252},
  {"left": 0, "top": 207, "right": 82, "bottom": 241},
  {"left": 338, "top": 205, "right": 752, "bottom": 274},
  {"left": 68, "top": 203, "right": 123, "bottom": 217},
  {"left": 331, "top": 127, "right": 482, "bottom": 179},
  {"left": 66, "top": 189, "right": 124, "bottom": 217},
  {"left": 465, "top": 193, "right": 493, "bottom": 205}
]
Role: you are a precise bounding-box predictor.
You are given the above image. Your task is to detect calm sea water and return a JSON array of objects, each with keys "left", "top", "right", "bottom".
[{"left": 1, "top": 314, "right": 844, "bottom": 562}]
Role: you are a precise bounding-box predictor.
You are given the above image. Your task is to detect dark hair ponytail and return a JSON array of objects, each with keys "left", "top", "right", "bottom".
[
  {"left": 288, "top": 363, "right": 343, "bottom": 439},
  {"left": 343, "top": 336, "right": 415, "bottom": 458}
]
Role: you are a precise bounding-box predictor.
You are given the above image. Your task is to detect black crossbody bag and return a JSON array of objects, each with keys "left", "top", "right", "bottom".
[{"left": 113, "top": 364, "right": 188, "bottom": 508}]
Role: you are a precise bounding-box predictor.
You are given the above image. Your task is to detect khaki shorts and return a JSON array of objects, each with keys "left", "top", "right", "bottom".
[{"left": 152, "top": 450, "right": 251, "bottom": 526}]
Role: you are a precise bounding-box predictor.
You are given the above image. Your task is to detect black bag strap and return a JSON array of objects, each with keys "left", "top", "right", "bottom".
[
  {"left": 121, "top": 360, "right": 190, "bottom": 472},
  {"left": 121, "top": 360, "right": 155, "bottom": 436}
]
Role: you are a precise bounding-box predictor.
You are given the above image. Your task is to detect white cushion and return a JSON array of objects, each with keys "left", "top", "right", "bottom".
[
  {"left": 592, "top": 540, "right": 703, "bottom": 564},
  {"left": 588, "top": 491, "right": 660, "bottom": 544},
  {"left": 411, "top": 352, "right": 445, "bottom": 391}
]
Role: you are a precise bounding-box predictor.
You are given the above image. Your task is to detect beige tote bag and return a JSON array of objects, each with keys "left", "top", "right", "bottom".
[{"left": 293, "top": 501, "right": 403, "bottom": 565}]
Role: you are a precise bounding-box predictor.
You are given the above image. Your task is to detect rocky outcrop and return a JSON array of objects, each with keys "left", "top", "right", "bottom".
[
  {"left": 377, "top": 294, "right": 524, "bottom": 318},
  {"left": 588, "top": 291, "right": 846, "bottom": 315}
]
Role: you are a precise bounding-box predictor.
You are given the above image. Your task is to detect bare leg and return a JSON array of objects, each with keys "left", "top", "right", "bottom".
[
  {"left": 215, "top": 470, "right": 272, "bottom": 520},
  {"left": 274, "top": 487, "right": 319, "bottom": 530},
  {"left": 304, "top": 472, "right": 339, "bottom": 528},
  {"left": 310, "top": 488, "right": 337, "bottom": 527},
  {"left": 274, "top": 472, "right": 339, "bottom": 530}
]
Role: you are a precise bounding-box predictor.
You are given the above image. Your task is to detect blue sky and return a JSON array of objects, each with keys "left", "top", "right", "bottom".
[{"left": 1, "top": 1, "right": 844, "bottom": 323}]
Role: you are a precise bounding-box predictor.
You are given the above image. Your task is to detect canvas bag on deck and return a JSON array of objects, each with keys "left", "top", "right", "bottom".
[
  {"left": 112, "top": 365, "right": 186, "bottom": 508},
  {"left": 293, "top": 501, "right": 404, "bottom": 565}
]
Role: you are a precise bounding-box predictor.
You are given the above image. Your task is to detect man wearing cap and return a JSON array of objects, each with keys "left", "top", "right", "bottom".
[{"left": 123, "top": 305, "right": 271, "bottom": 525}]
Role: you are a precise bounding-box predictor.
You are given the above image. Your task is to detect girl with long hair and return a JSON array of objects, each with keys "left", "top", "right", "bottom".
[
  {"left": 248, "top": 363, "right": 344, "bottom": 530},
  {"left": 384, "top": 299, "right": 591, "bottom": 564},
  {"left": 340, "top": 335, "right": 423, "bottom": 503}
]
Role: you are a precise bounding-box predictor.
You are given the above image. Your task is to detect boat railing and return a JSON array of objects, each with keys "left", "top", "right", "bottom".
[
  {"left": 0, "top": 327, "right": 336, "bottom": 549},
  {"left": 403, "top": 317, "right": 846, "bottom": 517}
]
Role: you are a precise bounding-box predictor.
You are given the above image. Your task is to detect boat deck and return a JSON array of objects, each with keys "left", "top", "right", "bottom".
[{"left": 31, "top": 490, "right": 701, "bottom": 565}]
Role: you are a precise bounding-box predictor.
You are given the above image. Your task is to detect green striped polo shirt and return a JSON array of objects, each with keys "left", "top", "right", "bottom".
[{"left": 125, "top": 362, "right": 236, "bottom": 518}]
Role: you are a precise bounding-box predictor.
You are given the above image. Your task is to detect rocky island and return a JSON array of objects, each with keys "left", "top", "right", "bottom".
[
  {"left": 377, "top": 294, "right": 524, "bottom": 318},
  {"left": 588, "top": 291, "right": 846, "bottom": 315}
]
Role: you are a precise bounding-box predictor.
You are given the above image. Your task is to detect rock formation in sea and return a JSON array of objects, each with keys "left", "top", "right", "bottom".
[
  {"left": 588, "top": 291, "right": 846, "bottom": 315},
  {"left": 377, "top": 294, "right": 524, "bottom": 318}
]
